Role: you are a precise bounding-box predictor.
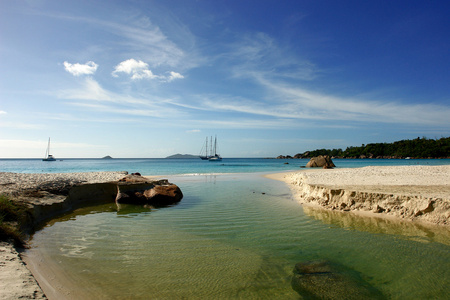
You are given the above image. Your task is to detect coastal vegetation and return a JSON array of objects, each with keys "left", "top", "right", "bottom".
[
  {"left": 0, "top": 194, "right": 27, "bottom": 246},
  {"left": 278, "top": 137, "right": 450, "bottom": 159}
]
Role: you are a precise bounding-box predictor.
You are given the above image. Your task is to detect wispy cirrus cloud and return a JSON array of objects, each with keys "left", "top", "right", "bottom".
[
  {"left": 57, "top": 77, "right": 114, "bottom": 102},
  {"left": 256, "top": 77, "right": 450, "bottom": 126},
  {"left": 226, "top": 32, "right": 319, "bottom": 81},
  {"left": 56, "top": 77, "right": 184, "bottom": 118},
  {"left": 170, "top": 86, "right": 450, "bottom": 128},
  {"left": 64, "top": 61, "right": 98, "bottom": 76},
  {"left": 203, "top": 32, "right": 450, "bottom": 128},
  {"left": 0, "top": 121, "right": 44, "bottom": 130},
  {"left": 46, "top": 11, "right": 196, "bottom": 70}
]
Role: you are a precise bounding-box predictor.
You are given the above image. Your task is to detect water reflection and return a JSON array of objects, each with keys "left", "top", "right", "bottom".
[{"left": 302, "top": 206, "right": 450, "bottom": 245}]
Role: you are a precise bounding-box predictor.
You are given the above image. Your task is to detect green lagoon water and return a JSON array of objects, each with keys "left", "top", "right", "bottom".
[{"left": 25, "top": 173, "right": 450, "bottom": 299}]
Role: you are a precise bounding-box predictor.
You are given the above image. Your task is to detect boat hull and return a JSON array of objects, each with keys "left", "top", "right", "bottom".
[
  {"left": 208, "top": 155, "right": 222, "bottom": 161},
  {"left": 43, "top": 154, "right": 56, "bottom": 161}
]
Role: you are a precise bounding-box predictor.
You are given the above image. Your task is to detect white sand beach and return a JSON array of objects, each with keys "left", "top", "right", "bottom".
[{"left": 267, "top": 165, "right": 450, "bottom": 225}]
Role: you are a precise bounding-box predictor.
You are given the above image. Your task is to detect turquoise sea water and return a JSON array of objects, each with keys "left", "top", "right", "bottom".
[
  {"left": 1, "top": 157, "right": 449, "bottom": 175},
  {"left": 2, "top": 158, "right": 449, "bottom": 299}
]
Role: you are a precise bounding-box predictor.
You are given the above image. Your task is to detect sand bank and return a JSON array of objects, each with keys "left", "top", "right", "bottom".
[
  {"left": 0, "top": 171, "right": 128, "bottom": 300},
  {"left": 0, "top": 242, "right": 46, "bottom": 299},
  {"left": 0, "top": 171, "right": 128, "bottom": 195},
  {"left": 267, "top": 165, "right": 450, "bottom": 226}
]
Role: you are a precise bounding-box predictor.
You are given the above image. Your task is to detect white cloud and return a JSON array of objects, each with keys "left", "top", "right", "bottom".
[
  {"left": 168, "top": 71, "right": 184, "bottom": 81},
  {"left": 186, "top": 129, "right": 200, "bottom": 133},
  {"left": 64, "top": 61, "right": 98, "bottom": 76},
  {"left": 132, "top": 69, "right": 159, "bottom": 80},
  {"left": 0, "top": 110, "right": 6, "bottom": 115},
  {"left": 112, "top": 59, "right": 150, "bottom": 77},
  {"left": 112, "top": 59, "right": 184, "bottom": 81}
]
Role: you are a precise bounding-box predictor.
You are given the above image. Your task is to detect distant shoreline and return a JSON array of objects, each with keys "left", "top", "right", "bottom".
[{"left": 274, "top": 156, "right": 450, "bottom": 160}]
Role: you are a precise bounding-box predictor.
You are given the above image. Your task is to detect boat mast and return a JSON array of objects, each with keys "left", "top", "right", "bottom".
[
  {"left": 210, "top": 136, "right": 213, "bottom": 157},
  {"left": 205, "top": 137, "right": 208, "bottom": 158},
  {"left": 45, "top": 138, "right": 50, "bottom": 158}
]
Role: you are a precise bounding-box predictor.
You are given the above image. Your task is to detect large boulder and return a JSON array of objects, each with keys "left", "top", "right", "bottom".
[
  {"left": 115, "top": 174, "right": 183, "bottom": 207},
  {"left": 291, "top": 260, "right": 384, "bottom": 299},
  {"left": 306, "top": 155, "right": 336, "bottom": 168}
]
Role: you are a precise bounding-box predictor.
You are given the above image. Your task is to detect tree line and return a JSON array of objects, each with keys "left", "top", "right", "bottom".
[{"left": 277, "top": 137, "right": 450, "bottom": 159}]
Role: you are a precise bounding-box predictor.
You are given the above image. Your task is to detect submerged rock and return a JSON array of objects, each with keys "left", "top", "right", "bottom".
[{"left": 291, "top": 260, "right": 384, "bottom": 299}]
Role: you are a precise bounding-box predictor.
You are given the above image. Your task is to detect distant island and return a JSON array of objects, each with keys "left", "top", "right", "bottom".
[
  {"left": 165, "top": 154, "right": 198, "bottom": 159},
  {"left": 277, "top": 137, "right": 450, "bottom": 159},
  {"left": 102, "top": 155, "right": 113, "bottom": 159}
]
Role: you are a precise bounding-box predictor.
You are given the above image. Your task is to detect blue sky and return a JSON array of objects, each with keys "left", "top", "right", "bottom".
[{"left": 1, "top": 0, "right": 449, "bottom": 158}]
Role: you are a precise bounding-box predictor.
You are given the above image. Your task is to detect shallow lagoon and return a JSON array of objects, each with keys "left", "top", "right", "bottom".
[{"left": 25, "top": 173, "right": 450, "bottom": 299}]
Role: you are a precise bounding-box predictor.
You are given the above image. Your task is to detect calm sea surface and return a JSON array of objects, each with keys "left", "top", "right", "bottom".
[
  {"left": 1, "top": 157, "right": 449, "bottom": 175},
  {"left": 2, "top": 158, "right": 449, "bottom": 299}
]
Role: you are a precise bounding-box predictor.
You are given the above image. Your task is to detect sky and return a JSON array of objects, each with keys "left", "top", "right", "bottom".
[{"left": 1, "top": 0, "right": 449, "bottom": 158}]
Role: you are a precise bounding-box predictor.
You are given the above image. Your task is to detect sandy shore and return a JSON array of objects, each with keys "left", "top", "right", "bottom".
[
  {"left": 0, "top": 242, "right": 46, "bottom": 299},
  {"left": 0, "top": 171, "right": 128, "bottom": 195},
  {"left": 0, "top": 171, "right": 128, "bottom": 300},
  {"left": 1, "top": 167, "right": 449, "bottom": 299},
  {"left": 266, "top": 165, "right": 450, "bottom": 225}
]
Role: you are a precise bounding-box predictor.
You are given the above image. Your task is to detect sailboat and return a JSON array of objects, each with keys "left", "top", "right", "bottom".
[
  {"left": 199, "top": 137, "right": 210, "bottom": 160},
  {"left": 42, "top": 138, "right": 56, "bottom": 161},
  {"left": 199, "top": 136, "right": 222, "bottom": 161},
  {"left": 208, "top": 135, "right": 222, "bottom": 161}
]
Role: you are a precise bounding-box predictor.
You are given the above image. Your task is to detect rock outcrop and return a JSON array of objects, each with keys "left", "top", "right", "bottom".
[
  {"left": 306, "top": 155, "right": 336, "bottom": 168},
  {"left": 115, "top": 174, "right": 183, "bottom": 206},
  {"left": 1, "top": 172, "right": 183, "bottom": 234},
  {"left": 291, "top": 260, "right": 384, "bottom": 299}
]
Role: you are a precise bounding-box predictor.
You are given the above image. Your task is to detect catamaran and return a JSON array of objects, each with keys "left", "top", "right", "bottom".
[
  {"left": 42, "top": 137, "right": 56, "bottom": 161},
  {"left": 199, "top": 135, "right": 222, "bottom": 161}
]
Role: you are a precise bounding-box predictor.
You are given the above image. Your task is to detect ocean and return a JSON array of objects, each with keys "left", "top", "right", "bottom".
[
  {"left": 1, "top": 157, "right": 449, "bottom": 175},
  {"left": 2, "top": 158, "right": 450, "bottom": 299}
]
